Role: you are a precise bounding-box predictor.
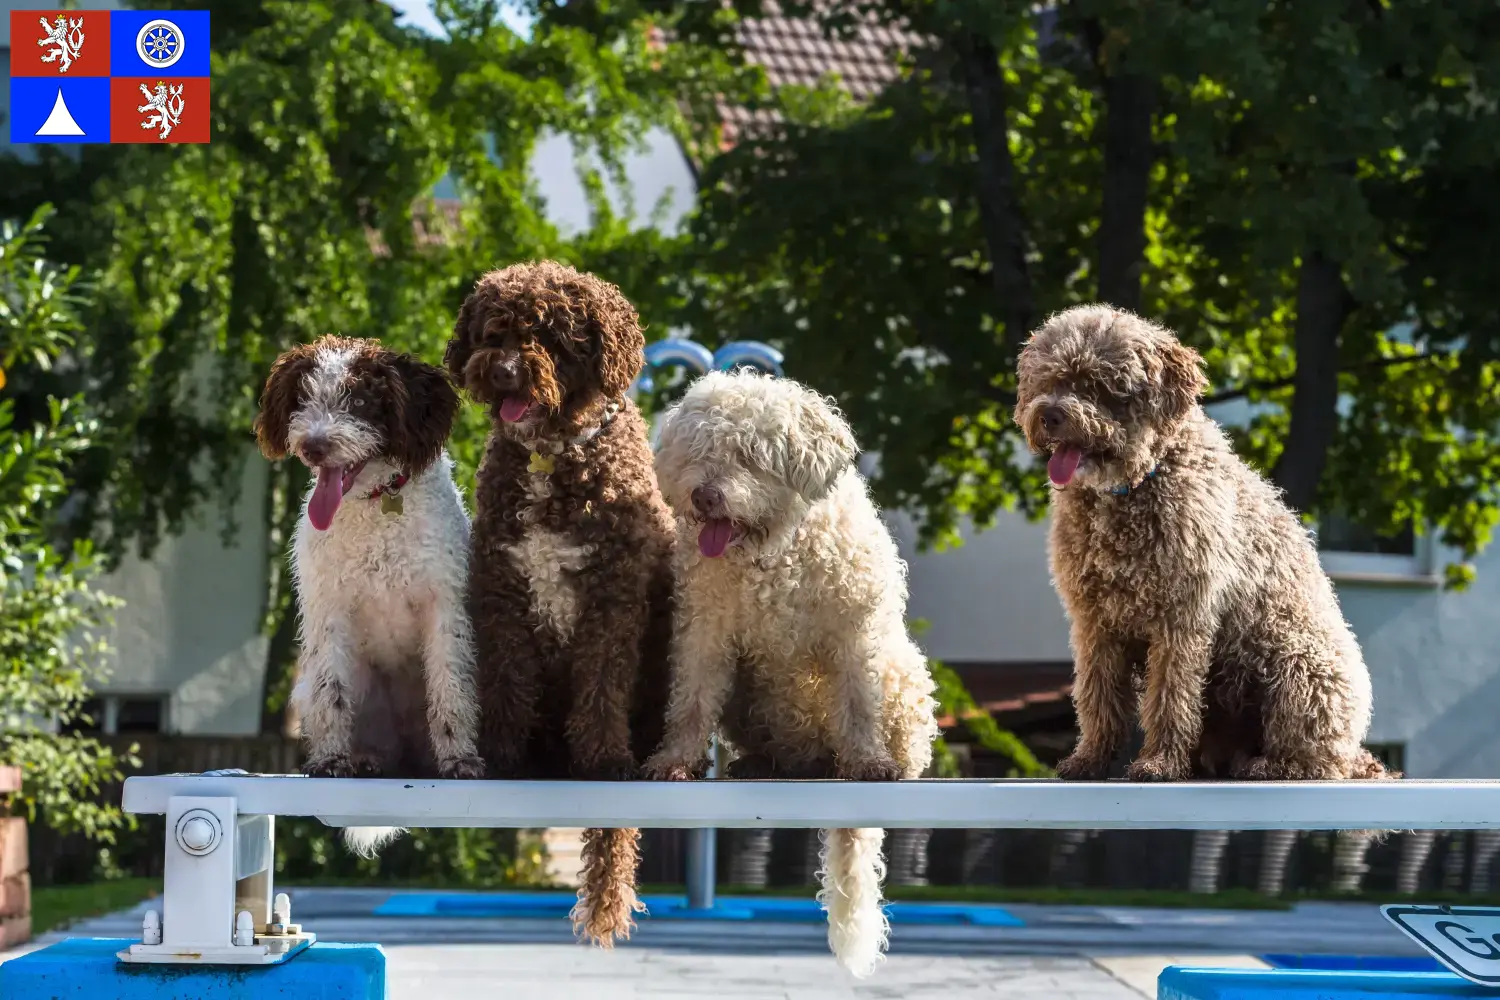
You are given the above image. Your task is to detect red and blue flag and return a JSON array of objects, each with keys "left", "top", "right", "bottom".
[{"left": 9, "top": 9, "right": 210, "bottom": 144}]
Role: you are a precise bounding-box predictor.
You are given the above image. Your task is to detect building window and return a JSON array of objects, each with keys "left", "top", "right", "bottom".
[
  {"left": 1315, "top": 513, "right": 1435, "bottom": 584},
  {"left": 1316, "top": 514, "right": 1416, "bottom": 557},
  {"left": 73, "top": 695, "right": 167, "bottom": 736},
  {"left": 1365, "top": 742, "right": 1406, "bottom": 775}
]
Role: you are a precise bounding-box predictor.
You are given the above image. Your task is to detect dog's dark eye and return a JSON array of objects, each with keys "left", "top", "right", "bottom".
[{"left": 352, "top": 397, "right": 366, "bottom": 408}]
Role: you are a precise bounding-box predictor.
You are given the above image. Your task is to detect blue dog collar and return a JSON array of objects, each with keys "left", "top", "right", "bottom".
[{"left": 1109, "top": 467, "right": 1159, "bottom": 496}]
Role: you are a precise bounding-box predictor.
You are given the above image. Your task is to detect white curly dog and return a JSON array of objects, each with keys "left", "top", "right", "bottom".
[{"left": 645, "top": 370, "right": 938, "bottom": 978}]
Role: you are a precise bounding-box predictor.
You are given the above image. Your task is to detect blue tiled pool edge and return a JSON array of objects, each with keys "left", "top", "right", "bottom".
[
  {"left": 375, "top": 891, "right": 1024, "bottom": 927},
  {"left": 1261, "top": 953, "right": 1445, "bottom": 973}
]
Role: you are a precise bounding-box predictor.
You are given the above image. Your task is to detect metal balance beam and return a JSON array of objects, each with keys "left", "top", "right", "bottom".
[{"left": 117, "top": 773, "right": 1500, "bottom": 966}]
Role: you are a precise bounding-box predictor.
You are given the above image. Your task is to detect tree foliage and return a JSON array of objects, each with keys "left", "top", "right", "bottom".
[
  {"left": 0, "top": 0, "right": 715, "bottom": 729},
  {"left": 0, "top": 207, "right": 133, "bottom": 840},
  {"left": 550, "top": 0, "right": 1500, "bottom": 584}
]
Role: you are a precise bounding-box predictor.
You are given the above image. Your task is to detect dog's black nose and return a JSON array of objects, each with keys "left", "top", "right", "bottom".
[
  {"left": 691, "top": 485, "right": 723, "bottom": 516},
  {"left": 488, "top": 357, "right": 521, "bottom": 392},
  {"left": 1041, "top": 406, "right": 1066, "bottom": 433},
  {"left": 301, "top": 438, "right": 330, "bottom": 466}
]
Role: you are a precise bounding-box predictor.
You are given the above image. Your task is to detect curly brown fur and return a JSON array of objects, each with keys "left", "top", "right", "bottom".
[
  {"left": 450, "top": 260, "right": 674, "bottom": 946},
  {"left": 1015, "top": 305, "right": 1389, "bottom": 784}
]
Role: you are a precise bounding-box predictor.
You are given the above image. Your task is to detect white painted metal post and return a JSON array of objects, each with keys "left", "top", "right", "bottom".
[
  {"left": 119, "top": 794, "right": 313, "bottom": 966},
  {"left": 684, "top": 738, "right": 719, "bottom": 911}
]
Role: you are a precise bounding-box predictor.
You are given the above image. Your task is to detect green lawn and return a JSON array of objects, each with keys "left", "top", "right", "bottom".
[
  {"left": 284, "top": 876, "right": 1294, "bottom": 910},
  {"left": 31, "top": 878, "right": 159, "bottom": 934},
  {"left": 54, "top": 877, "right": 1500, "bottom": 926}
]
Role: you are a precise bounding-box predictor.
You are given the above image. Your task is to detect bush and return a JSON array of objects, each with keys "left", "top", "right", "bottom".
[{"left": 0, "top": 206, "right": 134, "bottom": 842}]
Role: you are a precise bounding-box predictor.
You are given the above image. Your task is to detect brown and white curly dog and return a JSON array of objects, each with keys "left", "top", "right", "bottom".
[
  {"left": 446, "top": 260, "right": 674, "bottom": 946},
  {"left": 1015, "top": 305, "right": 1388, "bottom": 783},
  {"left": 645, "top": 371, "right": 938, "bottom": 977}
]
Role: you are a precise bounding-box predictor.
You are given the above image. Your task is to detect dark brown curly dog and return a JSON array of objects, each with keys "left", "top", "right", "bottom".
[{"left": 446, "top": 260, "right": 674, "bottom": 946}]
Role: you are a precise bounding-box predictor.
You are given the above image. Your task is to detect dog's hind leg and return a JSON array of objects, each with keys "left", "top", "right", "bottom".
[
  {"left": 1237, "top": 658, "right": 1376, "bottom": 781},
  {"left": 1057, "top": 620, "right": 1137, "bottom": 780}
]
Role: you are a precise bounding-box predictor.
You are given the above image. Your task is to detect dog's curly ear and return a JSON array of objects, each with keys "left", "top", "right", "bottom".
[
  {"left": 787, "top": 388, "right": 859, "bottom": 502},
  {"left": 387, "top": 352, "right": 460, "bottom": 475},
  {"left": 1155, "top": 337, "right": 1208, "bottom": 424},
  {"left": 594, "top": 300, "right": 646, "bottom": 400},
  {"left": 445, "top": 292, "right": 480, "bottom": 390},
  {"left": 254, "top": 346, "right": 317, "bottom": 460}
]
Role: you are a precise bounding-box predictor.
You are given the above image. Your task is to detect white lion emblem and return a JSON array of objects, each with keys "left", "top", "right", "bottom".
[
  {"left": 137, "top": 82, "right": 186, "bottom": 141},
  {"left": 38, "top": 15, "right": 85, "bottom": 74}
]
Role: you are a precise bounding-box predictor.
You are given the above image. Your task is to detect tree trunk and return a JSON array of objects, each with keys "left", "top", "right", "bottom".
[
  {"left": 955, "top": 33, "right": 1035, "bottom": 356},
  {"left": 1095, "top": 70, "right": 1155, "bottom": 312},
  {"left": 259, "top": 461, "right": 307, "bottom": 735},
  {"left": 1271, "top": 252, "right": 1350, "bottom": 513}
]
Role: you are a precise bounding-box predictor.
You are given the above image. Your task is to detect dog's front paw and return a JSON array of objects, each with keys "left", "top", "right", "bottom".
[
  {"left": 837, "top": 754, "right": 901, "bottom": 782},
  {"left": 1125, "top": 754, "right": 1189, "bottom": 782},
  {"left": 644, "top": 754, "right": 704, "bottom": 781},
  {"left": 303, "top": 754, "right": 357, "bottom": 779},
  {"left": 439, "top": 754, "right": 486, "bottom": 780},
  {"left": 1054, "top": 750, "right": 1111, "bottom": 781}
]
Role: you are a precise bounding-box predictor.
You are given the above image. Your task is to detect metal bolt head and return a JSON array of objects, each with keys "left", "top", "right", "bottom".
[
  {"left": 180, "top": 816, "right": 215, "bottom": 851},
  {"left": 174, "top": 808, "right": 223, "bottom": 856}
]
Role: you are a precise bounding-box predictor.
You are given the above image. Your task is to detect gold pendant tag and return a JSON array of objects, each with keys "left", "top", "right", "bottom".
[
  {"left": 380, "top": 491, "right": 403, "bottom": 516},
  {"left": 528, "top": 451, "right": 556, "bottom": 475}
]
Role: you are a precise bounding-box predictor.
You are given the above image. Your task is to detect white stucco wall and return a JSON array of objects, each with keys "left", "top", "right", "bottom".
[
  {"left": 1347, "top": 553, "right": 1500, "bottom": 778},
  {"left": 889, "top": 510, "right": 1071, "bottom": 664},
  {"left": 95, "top": 449, "right": 270, "bottom": 735}
]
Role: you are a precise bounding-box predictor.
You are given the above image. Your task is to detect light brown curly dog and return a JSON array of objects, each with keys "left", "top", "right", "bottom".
[{"left": 1014, "top": 305, "right": 1389, "bottom": 783}]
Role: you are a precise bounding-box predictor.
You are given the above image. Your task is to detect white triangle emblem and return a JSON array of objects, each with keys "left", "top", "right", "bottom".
[{"left": 35, "top": 89, "right": 85, "bottom": 137}]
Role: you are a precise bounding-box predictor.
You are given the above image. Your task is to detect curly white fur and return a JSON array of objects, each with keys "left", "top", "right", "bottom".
[
  {"left": 284, "top": 346, "right": 480, "bottom": 854},
  {"left": 647, "top": 370, "right": 938, "bottom": 978}
]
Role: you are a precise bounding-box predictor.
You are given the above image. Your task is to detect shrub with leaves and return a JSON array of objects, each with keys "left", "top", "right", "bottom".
[{"left": 0, "top": 206, "right": 133, "bottom": 841}]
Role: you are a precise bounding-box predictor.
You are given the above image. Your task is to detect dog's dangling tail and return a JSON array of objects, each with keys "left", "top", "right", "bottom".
[
  {"left": 342, "top": 826, "right": 406, "bottom": 858},
  {"left": 816, "top": 827, "right": 890, "bottom": 978},
  {"left": 570, "top": 827, "right": 645, "bottom": 947}
]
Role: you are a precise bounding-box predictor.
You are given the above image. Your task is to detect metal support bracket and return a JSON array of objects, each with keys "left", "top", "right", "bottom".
[{"left": 118, "top": 791, "right": 315, "bottom": 966}]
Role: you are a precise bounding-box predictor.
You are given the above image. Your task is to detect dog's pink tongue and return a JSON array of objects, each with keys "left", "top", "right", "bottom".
[
  {"left": 1048, "top": 447, "right": 1083, "bottom": 486},
  {"left": 698, "top": 519, "right": 733, "bottom": 558},
  {"left": 308, "top": 466, "right": 344, "bottom": 531},
  {"left": 499, "top": 397, "right": 532, "bottom": 423}
]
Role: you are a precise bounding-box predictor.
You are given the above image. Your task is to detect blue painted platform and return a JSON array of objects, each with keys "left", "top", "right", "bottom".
[
  {"left": 1159, "top": 966, "right": 1489, "bottom": 999},
  {"left": 0, "top": 938, "right": 386, "bottom": 999},
  {"left": 1262, "top": 954, "right": 1446, "bottom": 974},
  {"left": 374, "top": 891, "right": 1025, "bottom": 927}
]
